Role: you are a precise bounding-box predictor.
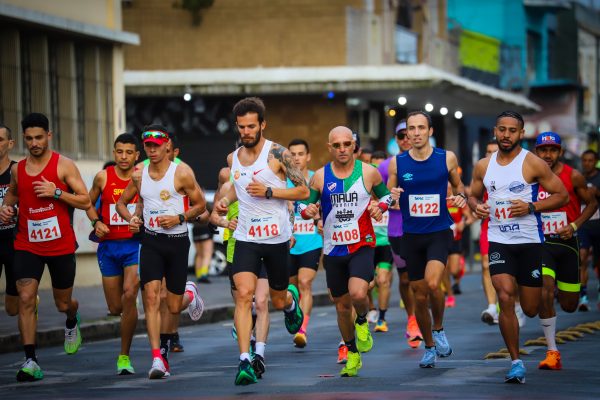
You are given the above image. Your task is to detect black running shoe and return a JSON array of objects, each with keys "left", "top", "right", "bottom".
[
  {"left": 235, "top": 359, "right": 257, "bottom": 385},
  {"left": 252, "top": 354, "right": 265, "bottom": 379}
]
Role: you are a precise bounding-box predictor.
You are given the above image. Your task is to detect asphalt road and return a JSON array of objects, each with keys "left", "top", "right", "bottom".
[{"left": 1, "top": 274, "right": 599, "bottom": 399}]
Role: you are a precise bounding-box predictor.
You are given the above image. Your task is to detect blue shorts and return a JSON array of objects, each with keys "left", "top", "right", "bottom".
[{"left": 97, "top": 239, "right": 140, "bottom": 277}]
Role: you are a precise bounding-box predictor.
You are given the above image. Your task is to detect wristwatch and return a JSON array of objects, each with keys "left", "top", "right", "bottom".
[
  {"left": 265, "top": 187, "right": 273, "bottom": 199},
  {"left": 527, "top": 202, "right": 536, "bottom": 214},
  {"left": 53, "top": 188, "right": 63, "bottom": 200},
  {"left": 178, "top": 214, "right": 185, "bottom": 225}
]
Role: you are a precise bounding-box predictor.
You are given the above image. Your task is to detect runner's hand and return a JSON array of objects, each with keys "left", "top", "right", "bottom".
[
  {"left": 95, "top": 221, "right": 110, "bottom": 238},
  {"left": 475, "top": 203, "right": 490, "bottom": 219},
  {"left": 368, "top": 201, "right": 383, "bottom": 222},
  {"left": 555, "top": 224, "right": 574, "bottom": 240},
  {"left": 317, "top": 219, "right": 323, "bottom": 235},
  {"left": 303, "top": 203, "right": 319, "bottom": 219},
  {"left": 447, "top": 194, "right": 466, "bottom": 209},
  {"left": 246, "top": 178, "right": 267, "bottom": 198},
  {"left": 391, "top": 187, "right": 403, "bottom": 205},
  {"left": 32, "top": 176, "right": 56, "bottom": 198},
  {"left": 0, "top": 205, "right": 15, "bottom": 224},
  {"left": 215, "top": 198, "right": 230, "bottom": 215},
  {"left": 158, "top": 215, "right": 179, "bottom": 229},
  {"left": 290, "top": 236, "right": 296, "bottom": 249},
  {"left": 509, "top": 200, "right": 529, "bottom": 217},
  {"left": 129, "top": 215, "right": 142, "bottom": 233},
  {"left": 227, "top": 217, "right": 238, "bottom": 231}
]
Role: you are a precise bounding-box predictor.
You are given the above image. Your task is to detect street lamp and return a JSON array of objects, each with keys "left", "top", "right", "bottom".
[
  {"left": 454, "top": 111, "right": 463, "bottom": 119},
  {"left": 440, "top": 107, "right": 448, "bottom": 116},
  {"left": 397, "top": 96, "right": 407, "bottom": 106},
  {"left": 425, "top": 103, "right": 434, "bottom": 112}
]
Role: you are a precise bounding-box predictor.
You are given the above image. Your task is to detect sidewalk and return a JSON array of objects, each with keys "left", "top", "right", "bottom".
[{"left": 0, "top": 273, "right": 331, "bottom": 354}]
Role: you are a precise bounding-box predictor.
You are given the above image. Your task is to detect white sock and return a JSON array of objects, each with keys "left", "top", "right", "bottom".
[
  {"left": 255, "top": 342, "right": 266, "bottom": 358},
  {"left": 540, "top": 316, "right": 558, "bottom": 351},
  {"left": 240, "top": 352, "right": 251, "bottom": 362},
  {"left": 511, "top": 359, "right": 522, "bottom": 365},
  {"left": 284, "top": 299, "right": 296, "bottom": 313},
  {"left": 250, "top": 334, "right": 256, "bottom": 342},
  {"left": 487, "top": 304, "right": 496, "bottom": 312}
]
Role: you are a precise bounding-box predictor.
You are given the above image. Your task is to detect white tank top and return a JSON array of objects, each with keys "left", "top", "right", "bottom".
[
  {"left": 483, "top": 149, "right": 543, "bottom": 244},
  {"left": 232, "top": 140, "right": 291, "bottom": 244},
  {"left": 140, "top": 162, "right": 187, "bottom": 235}
]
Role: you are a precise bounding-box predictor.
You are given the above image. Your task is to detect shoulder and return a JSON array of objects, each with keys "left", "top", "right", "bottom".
[
  {"left": 57, "top": 153, "right": 77, "bottom": 169},
  {"left": 226, "top": 151, "right": 234, "bottom": 166},
  {"left": 524, "top": 151, "right": 547, "bottom": 170},
  {"left": 570, "top": 167, "right": 586, "bottom": 187},
  {"left": 218, "top": 166, "right": 231, "bottom": 183},
  {"left": 473, "top": 156, "right": 491, "bottom": 177},
  {"left": 94, "top": 169, "right": 108, "bottom": 184}
]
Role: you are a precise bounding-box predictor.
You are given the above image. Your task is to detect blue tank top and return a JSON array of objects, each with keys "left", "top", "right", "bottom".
[
  {"left": 396, "top": 148, "right": 453, "bottom": 234},
  {"left": 287, "top": 171, "right": 323, "bottom": 255}
]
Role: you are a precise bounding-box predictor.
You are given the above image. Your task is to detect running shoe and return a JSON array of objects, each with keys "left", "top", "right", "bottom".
[
  {"left": 367, "top": 309, "right": 378, "bottom": 324},
  {"left": 251, "top": 354, "right": 265, "bottom": 379},
  {"left": 419, "top": 347, "right": 436, "bottom": 368},
  {"left": 515, "top": 304, "right": 527, "bottom": 328},
  {"left": 481, "top": 307, "right": 499, "bottom": 325},
  {"left": 355, "top": 320, "right": 373, "bottom": 353},
  {"left": 170, "top": 333, "right": 184, "bottom": 352},
  {"left": 16, "top": 358, "right": 43, "bottom": 382},
  {"left": 337, "top": 344, "right": 348, "bottom": 364},
  {"left": 148, "top": 357, "right": 168, "bottom": 379},
  {"left": 197, "top": 275, "right": 211, "bottom": 284},
  {"left": 231, "top": 326, "right": 238, "bottom": 340},
  {"left": 185, "top": 281, "right": 204, "bottom": 321},
  {"left": 405, "top": 315, "right": 423, "bottom": 345},
  {"left": 578, "top": 295, "right": 589, "bottom": 312},
  {"left": 117, "top": 354, "right": 135, "bottom": 375},
  {"left": 505, "top": 360, "right": 526, "bottom": 384},
  {"left": 445, "top": 295, "right": 456, "bottom": 308},
  {"left": 284, "top": 284, "right": 303, "bottom": 334},
  {"left": 452, "top": 282, "right": 462, "bottom": 295},
  {"left": 294, "top": 331, "right": 307, "bottom": 348},
  {"left": 399, "top": 299, "right": 405, "bottom": 309},
  {"left": 64, "top": 312, "right": 82, "bottom": 355},
  {"left": 538, "top": 350, "right": 561, "bottom": 370},
  {"left": 432, "top": 330, "right": 452, "bottom": 357},
  {"left": 340, "top": 351, "right": 362, "bottom": 377},
  {"left": 374, "top": 320, "right": 388, "bottom": 332},
  {"left": 235, "top": 359, "right": 257, "bottom": 385}
]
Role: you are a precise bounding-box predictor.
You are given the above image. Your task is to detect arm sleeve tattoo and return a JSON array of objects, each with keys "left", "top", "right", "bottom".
[{"left": 270, "top": 144, "right": 306, "bottom": 188}]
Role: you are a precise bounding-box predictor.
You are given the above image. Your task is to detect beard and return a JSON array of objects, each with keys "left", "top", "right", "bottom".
[
  {"left": 498, "top": 140, "right": 519, "bottom": 154},
  {"left": 241, "top": 128, "right": 262, "bottom": 149}
]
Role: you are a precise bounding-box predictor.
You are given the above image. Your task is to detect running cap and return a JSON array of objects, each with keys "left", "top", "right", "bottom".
[
  {"left": 535, "top": 132, "right": 561, "bottom": 148},
  {"left": 395, "top": 120, "right": 407, "bottom": 133}
]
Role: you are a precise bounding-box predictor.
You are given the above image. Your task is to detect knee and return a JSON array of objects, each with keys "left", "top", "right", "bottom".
[
  {"left": 122, "top": 284, "right": 139, "bottom": 304},
  {"left": 376, "top": 274, "right": 389, "bottom": 288},
  {"left": 298, "top": 278, "right": 313, "bottom": 293},
  {"left": 348, "top": 287, "right": 368, "bottom": 303},
  {"left": 559, "top": 295, "right": 579, "bottom": 313},
  {"left": 496, "top": 291, "right": 514, "bottom": 305},
  {"left": 18, "top": 291, "right": 37, "bottom": 307},
  {"left": 143, "top": 290, "right": 161, "bottom": 309},
  {"left": 54, "top": 299, "right": 70, "bottom": 313},
  {"left": 255, "top": 295, "right": 269, "bottom": 313},
  {"left": 236, "top": 287, "right": 254, "bottom": 305},
  {"left": 427, "top": 280, "right": 439, "bottom": 293}
]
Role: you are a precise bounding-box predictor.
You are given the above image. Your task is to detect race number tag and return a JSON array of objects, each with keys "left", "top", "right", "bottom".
[
  {"left": 491, "top": 200, "right": 514, "bottom": 221},
  {"left": 109, "top": 204, "right": 136, "bottom": 226},
  {"left": 330, "top": 220, "right": 360, "bottom": 245},
  {"left": 541, "top": 211, "right": 567, "bottom": 234},
  {"left": 247, "top": 215, "right": 280, "bottom": 241},
  {"left": 28, "top": 216, "right": 62, "bottom": 242},
  {"left": 146, "top": 209, "right": 170, "bottom": 230},
  {"left": 293, "top": 216, "right": 316, "bottom": 235},
  {"left": 408, "top": 194, "right": 440, "bottom": 217},
  {"left": 372, "top": 211, "right": 389, "bottom": 227}
]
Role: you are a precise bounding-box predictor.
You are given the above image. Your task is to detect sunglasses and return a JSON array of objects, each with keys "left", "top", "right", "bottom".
[
  {"left": 396, "top": 132, "right": 407, "bottom": 140},
  {"left": 330, "top": 141, "right": 353, "bottom": 150},
  {"left": 142, "top": 130, "right": 169, "bottom": 140}
]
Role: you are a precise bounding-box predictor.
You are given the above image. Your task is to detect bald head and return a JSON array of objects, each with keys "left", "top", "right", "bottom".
[{"left": 328, "top": 126, "right": 353, "bottom": 142}]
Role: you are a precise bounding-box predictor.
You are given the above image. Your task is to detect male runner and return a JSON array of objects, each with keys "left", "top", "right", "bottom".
[
  {"left": 0, "top": 113, "right": 92, "bottom": 382},
  {"left": 534, "top": 132, "right": 596, "bottom": 370},
  {"left": 116, "top": 126, "right": 206, "bottom": 379},
  {"left": 301, "top": 126, "right": 398, "bottom": 377},
  {"left": 216, "top": 97, "right": 307, "bottom": 385},
  {"left": 469, "top": 111, "right": 568, "bottom": 383},
  {"left": 86, "top": 133, "right": 141, "bottom": 375},
  {"left": 0, "top": 124, "right": 18, "bottom": 317},
  {"left": 287, "top": 138, "right": 323, "bottom": 348}
]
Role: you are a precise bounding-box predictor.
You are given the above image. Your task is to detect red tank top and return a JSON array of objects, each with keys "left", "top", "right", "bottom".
[
  {"left": 100, "top": 166, "right": 138, "bottom": 241},
  {"left": 15, "top": 152, "right": 76, "bottom": 256},
  {"left": 447, "top": 201, "right": 464, "bottom": 240},
  {"left": 538, "top": 164, "right": 581, "bottom": 230}
]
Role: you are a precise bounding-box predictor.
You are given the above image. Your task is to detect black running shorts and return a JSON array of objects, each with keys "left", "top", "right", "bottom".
[
  {"left": 401, "top": 230, "right": 452, "bottom": 281},
  {"left": 232, "top": 240, "right": 290, "bottom": 291},
  {"left": 488, "top": 242, "right": 543, "bottom": 287},
  {"left": 289, "top": 248, "right": 321, "bottom": 277},
  {"left": 0, "top": 240, "right": 17, "bottom": 296},
  {"left": 13, "top": 250, "right": 76, "bottom": 290},
  {"left": 139, "top": 230, "right": 190, "bottom": 295},
  {"left": 542, "top": 235, "right": 580, "bottom": 293},
  {"left": 323, "top": 245, "right": 374, "bottom": 298}
]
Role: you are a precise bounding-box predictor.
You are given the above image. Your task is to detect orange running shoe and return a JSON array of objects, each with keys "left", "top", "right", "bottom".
[
  {"left": 337, "top": 344, "right": 348, "bottom": 364},
  {"left": 406, "top": 316, "right": 422, "bottom": 349},
  {"left": 445, "top": 295, "right": 456, "bottom": 308},
  {"left": 538, "top": 350, "right": 562, "bottom": 370},
  {"left": 294, "top": 332, "right": 307, "bottom": 348}
]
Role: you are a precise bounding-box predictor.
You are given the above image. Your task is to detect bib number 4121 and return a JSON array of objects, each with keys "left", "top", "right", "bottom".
[{"left": 28, "top": 216, "right": 62, "bottom": 243}]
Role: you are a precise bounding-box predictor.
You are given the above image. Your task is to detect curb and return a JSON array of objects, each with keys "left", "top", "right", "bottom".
[{"left": 0, "top": 292, "right": 332, "bottom": 354}]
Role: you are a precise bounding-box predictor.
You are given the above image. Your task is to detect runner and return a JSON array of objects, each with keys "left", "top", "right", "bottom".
[
  {"left": 215, "top": 97, "right": 306, "bottom": 385},
  {"left": 116, "top": 125, "right": 206, "bottom": 379},
  {"left": 0, "top": 124, "right": 17, "bottom": 317},
  {"left": 301, "top": 126, "right": 398, "bottom": 377},
  {"left": 578, "top": 149, "right": 600, "bottom": 311},
  {"left": 86, "top": 133, "right": 141, "bottom": 375},
  {"left": 0, "top": 113, "right": 92, "bottom": 382},
  {"left": 469, "top": 111, "right": 568, "bottom": 383},
  {"left": 387, "top": 111, "right": 465, "bottom": 368},
  {"left": 534, "top": 132, "right": 597, "bottom": 370},
  {"left": 287, "top": 138, "right": 323, "bottom": 348}
]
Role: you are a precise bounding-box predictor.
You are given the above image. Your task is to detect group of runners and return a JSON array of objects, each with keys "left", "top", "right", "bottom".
[{"left": 1, "top": 99, "right": 599, "bottom": 386}]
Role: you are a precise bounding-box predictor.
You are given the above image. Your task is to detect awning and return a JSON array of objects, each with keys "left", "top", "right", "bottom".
[
  {"left": 124, "top": 64, "right": 540, "bottom": 114},
  {"left": 0, "top": 3, "right": 139, "bottom": 45}
]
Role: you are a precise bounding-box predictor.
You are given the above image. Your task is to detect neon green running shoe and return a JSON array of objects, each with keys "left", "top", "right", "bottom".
[
  {"left": 284, "top": 284, "right": 304, "bottom": 334},
  {"left": 340, "top": 351, "right": 362, "bottom": 377},
  {"left": 235, "top": 359, "right": 257, "bottom": 385},
  {"left": 355, "top": 320, "right": 373, "bottom": 353},
  {"left": 64, "top": 312, "right": 82, "bottom": 355},
  {"left": 16, "top": 358, "right": 43, "bottom": 382},
  {"left": 117, "top": 354, "right": 135, "bottom": 375}
]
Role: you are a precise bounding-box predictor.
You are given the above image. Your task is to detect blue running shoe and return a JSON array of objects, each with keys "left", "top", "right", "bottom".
[
  {"left": 419, "top": 347, "right": 436, "bottom": 368},
  {"left": 505, "top": 360, "right": 526, "bottom": 384},
  {"left": 432, "top": 330, "right": 452, "bottom": 357}
]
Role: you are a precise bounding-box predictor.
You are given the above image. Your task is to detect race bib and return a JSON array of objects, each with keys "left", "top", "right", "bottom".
[
  {"left": 146, "top": 209, "right": 170, "bottom": 230},
  {"left": 409, "top": 194, "right": 440, "bottom": 217},
  {"left": 247, "top": 215, "right": 281, "bottom": 241},
  {"left": 109, "top": 204, "right": 137, "bottom": 226},
  {"left": 28, "top": 216, "right": 62, "bottom": 243},
  {"left": 330, "top": 220, "right": 360, "bottom": 245},
  {"left": 293, "top": 216, "right": 316, "bottom": 236},
  {"left": 491, "top": 200, "right": 514, "bottom": 221},
  {"left": 541, "top": 211, "right": 567, "bottom": 234},
  {"left": 371, "top": 211, "right": 389, "bottom": 227}
]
